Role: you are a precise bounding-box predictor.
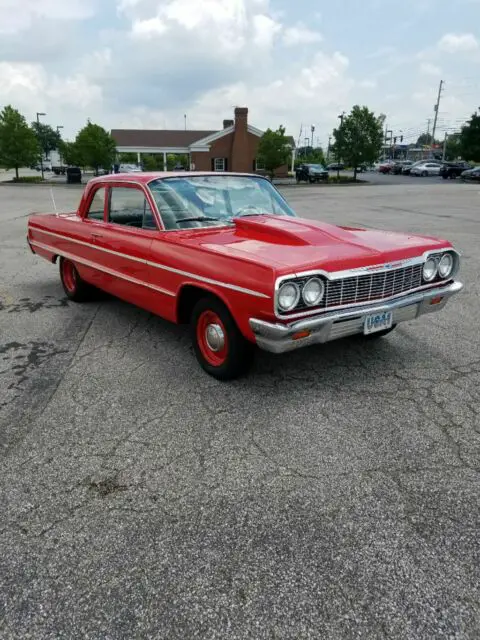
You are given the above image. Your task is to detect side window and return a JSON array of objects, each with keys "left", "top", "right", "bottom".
[
  {"left": 86, "top": 187, "right": 106, "bottom": 220},
  {"left": 108, "top": 187, "right": 158, "bottom": 230}
]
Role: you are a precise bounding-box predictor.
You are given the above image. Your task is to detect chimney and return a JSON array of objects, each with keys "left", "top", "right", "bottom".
[
  {"left": 231, "top": 107, "right": 250, "bottom": 173},
  {"left": 223, "top": 119, "right": 234, "bottom": 129}
]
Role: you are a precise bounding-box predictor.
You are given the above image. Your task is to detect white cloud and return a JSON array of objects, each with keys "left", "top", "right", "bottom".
[
  {"left": 358, "top": 79, "right": 377, "bottom": 89},
  {"left": 438, "top": 33, "right": 479, "bottom": 53},
  {"left": 0, "top": 0, "right": 94, "bottom": 34},
  {"left": 282, "top": 23, "right": 322, "bottom": 47},
  {"left": 252, "top": 14, "right": 282, "bottom": 48},
  {"left": 419, "top": 62, "right": 441, "bottom": 76}
]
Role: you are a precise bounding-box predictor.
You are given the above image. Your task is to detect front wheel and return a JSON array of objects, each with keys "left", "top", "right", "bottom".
[
  {"left": 421, "top": 171, "right": 428, "bottom": 177},
  {"left": 59, "top": 257, "right": 93, "bottom": 302},
  {"left": 191, "top": 297, "right": 254, "bottom": 380}
]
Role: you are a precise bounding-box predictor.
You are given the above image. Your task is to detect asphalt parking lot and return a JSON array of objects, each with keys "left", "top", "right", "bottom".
[{"left": 1, "top": 181, "right": 479, "bottom": 638}]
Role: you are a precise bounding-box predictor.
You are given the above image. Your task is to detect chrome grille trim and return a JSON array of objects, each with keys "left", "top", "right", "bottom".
[{"left": 323, "top": 263, "right": 423, "bottom": 309}]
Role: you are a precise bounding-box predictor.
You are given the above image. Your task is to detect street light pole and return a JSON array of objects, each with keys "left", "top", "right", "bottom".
[
  {"left": 36, "top": 112, "right": 46, "bottom": 180},
  {"left": 337, "top": 111, "right": 345, "bottom": 178}
]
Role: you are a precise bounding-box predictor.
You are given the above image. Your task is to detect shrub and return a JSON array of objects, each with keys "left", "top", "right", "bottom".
[{"left": 12, "top": 176, "right": 45, "bottom": 183}]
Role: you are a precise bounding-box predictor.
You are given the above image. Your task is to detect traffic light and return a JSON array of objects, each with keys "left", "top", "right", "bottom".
[{"left": 393, "top": 137, "right": 397, "bottom": 144}]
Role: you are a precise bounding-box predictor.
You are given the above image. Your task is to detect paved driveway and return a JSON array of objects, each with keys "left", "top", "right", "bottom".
[{"left": 1, "top": 182, "right": 479, "bottom": 638}]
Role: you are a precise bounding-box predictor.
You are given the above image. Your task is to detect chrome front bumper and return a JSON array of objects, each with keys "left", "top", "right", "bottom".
[{"left": 249, "top": 281, "right": 463, "bottom": 354}]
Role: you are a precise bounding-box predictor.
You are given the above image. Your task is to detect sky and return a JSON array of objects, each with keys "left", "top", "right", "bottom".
[{"left": 1, "top": 0, "right": 479, "bottom": 147}]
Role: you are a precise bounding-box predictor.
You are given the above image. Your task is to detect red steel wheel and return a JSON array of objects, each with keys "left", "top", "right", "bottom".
[
  {"left": 196, "top": 310, "right": 229, "bottom": 367},
  {"left": 61, "top": 259, "right": 77, "bottom": 294},
  {"left": 191, "top": 296, "right": 254, "bottom": 380},
  {"left": 59, "top": 257, "right": 93, "bottom": 302}
]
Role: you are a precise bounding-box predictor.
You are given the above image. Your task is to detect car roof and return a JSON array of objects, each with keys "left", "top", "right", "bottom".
[{"left": 88, "top": 171, "right": 264, "bottom": 185}]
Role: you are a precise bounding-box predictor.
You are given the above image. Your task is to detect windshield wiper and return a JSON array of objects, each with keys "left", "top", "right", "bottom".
[{"left": 175, "top": 216, "right": 220, "bottom": 223}]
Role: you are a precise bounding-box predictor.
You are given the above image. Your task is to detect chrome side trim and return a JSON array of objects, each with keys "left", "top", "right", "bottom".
[
  {"left": 30, "top": 228, "right": 270, "bottom": 299},
  {"left": 250, "top": 281, "right": 463, "bottom": 354},
  {"left": 30, "top": 240, "right": 176, "bottom": 297},
  {"left": 145, "top": 260, "right": 270, "bottom": 298}
]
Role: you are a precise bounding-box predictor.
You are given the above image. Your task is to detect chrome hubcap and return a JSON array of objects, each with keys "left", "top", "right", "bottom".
[{"left": 205, "top": 323, "right": 225, "bottom": 352}]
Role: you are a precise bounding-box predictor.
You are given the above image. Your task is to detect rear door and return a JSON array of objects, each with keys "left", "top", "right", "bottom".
[{"left": 91, "top": 183, "right": 160, "bottom": 307}]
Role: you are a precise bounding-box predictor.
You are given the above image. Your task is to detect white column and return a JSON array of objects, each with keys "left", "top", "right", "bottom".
[
  {"left": 291, "top": 148, "right": 296, "bottom": 173},
  {"left": 137, "top": 152, "right": 141, "bottom": 165},
  {"left": 163, "top": 152, "right": 167, "bottom": 172}
]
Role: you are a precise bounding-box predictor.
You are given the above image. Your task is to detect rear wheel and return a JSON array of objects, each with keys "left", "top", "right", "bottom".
[
  {"left": 191, "top": 297, "right": 254, "bottom": 380},
  {"left": 59, "top": 257, "right": 93, "bottom": 302},
  {"left": 421, "top": 170, "right": 428, "bottom": 177}
]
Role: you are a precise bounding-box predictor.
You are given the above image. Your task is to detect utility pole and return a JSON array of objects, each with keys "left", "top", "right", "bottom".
[
  {"left": 310, "top": 125, "right": 315, "bottom": 149},
  {"left": 327, "top": 135, "right": 331, "bottom": 162},
  {"left": 36, "top": 112, "right": 46, "bottom": 180},
  {"left": 337, "top": 112, "right": 345, "bottom": 177},
  {"left": 184, "top": 114, "right": 187, "bottom": 130},
  {"left": 442, "top": 131, "right": 448, "bottom": 161},
  {"left": 431, "top": 79, "right": 444, "bottom": 151}
]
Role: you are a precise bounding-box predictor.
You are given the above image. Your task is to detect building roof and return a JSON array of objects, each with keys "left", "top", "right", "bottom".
[{"left": 111, "top": 129, "right": 217, "bottom": 148}]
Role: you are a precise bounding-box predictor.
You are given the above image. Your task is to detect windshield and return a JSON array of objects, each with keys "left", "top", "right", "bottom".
[
  {"left": 307, "top": 164, "right": 325, "bottom": 170},
  {"left": 148, "top": 175, "right": 297, "bottom": 230}
]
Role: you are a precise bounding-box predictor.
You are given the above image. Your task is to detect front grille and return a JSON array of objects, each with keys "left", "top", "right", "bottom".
[
  {"left": 285, "top": 263, "right": 425, "bottom": 314},
  {"left": 324, "top": 263, "right": 423, "bottom": 308}
]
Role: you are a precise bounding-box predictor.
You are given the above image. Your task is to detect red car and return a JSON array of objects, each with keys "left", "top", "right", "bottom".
[
  {"left": 27, "top": 172, "right": 463, "bottom": 380},
  {"left": 378, "top": 161, "right": 395, "bottom": 174}
]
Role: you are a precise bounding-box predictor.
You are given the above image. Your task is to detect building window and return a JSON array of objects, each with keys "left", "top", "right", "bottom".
[
  {"left": 214, "top": 158, "right": 225, "bottom": 172},
  {"left": 255, "top": 158, "right": 265, "bottom": 171}
]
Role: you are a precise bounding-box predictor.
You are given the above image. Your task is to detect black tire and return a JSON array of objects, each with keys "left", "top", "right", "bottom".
[
  {"left": 360, "top": 325, "right": 397, "bottom": 340},
  {"left": 190, "top": 296, "right": 255, "bottom": 380},
  {"left": 442, "top": 174, "right": 448, "bottom": 180},
  {"left": 59, "top": 257, "right": 93, "bottom": 302},
  {"left": 421, "top": 171, "right": 428, "bottom": 177}
]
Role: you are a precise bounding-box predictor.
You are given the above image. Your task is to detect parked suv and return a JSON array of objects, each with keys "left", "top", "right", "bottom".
[
  {"left": 439, "top": 161, "right": 473, "bottom": 179},
  {"left": 295, "top": 163, "right": 329, "bottom": 183}
]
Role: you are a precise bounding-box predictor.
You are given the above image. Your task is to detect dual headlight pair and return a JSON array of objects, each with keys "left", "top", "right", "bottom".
[
  {"left": 277, "top": 277, "right": 324, "bottom": 312},
  {"left": 423, "top": 252, "right": 454, "bottom": 282}
]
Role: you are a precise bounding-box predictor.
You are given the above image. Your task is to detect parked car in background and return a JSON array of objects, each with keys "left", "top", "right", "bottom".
[
  {"left": 439, "top": 161, "right": 473, "bottom": 179},
  {"left": 460, "top": 167, "right": 480, "bottom": 182},
  {"left": 410, "top": 162, "right": 442, "bottom": 177},
  {"left": 119, "top": 164, "right": 142, "bottom": 173},
  {"left": 26, "top": 171, "right": 463, "bottom": 380},
  {"left": 378, "top": 161, "right": 395, "bottom": 174},
  {"left": 327, "top": 162, "right": 344, "bottom": 171},
  {"left": 392, "top": 161, "right": 413, "bottom": 175},
  {"left": 295, "top": 163, "right": 329, "bottom": 183},
  {"left": 402, "top": 161, "right": 422, "bottom": 175}
]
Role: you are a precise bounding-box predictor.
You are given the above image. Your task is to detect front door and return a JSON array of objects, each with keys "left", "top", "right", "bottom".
[{"left": 92, "top": 184, "right": 158, "bottom": 307}]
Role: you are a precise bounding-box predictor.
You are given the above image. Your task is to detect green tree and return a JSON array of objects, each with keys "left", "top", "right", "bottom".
[
  {"left": 257, "top": 125, "right": 291, "bottom": 178},
  {"left": 332, "top": 105, "right": 384, "bottom": 179},
  {"left": 416, "top": 133, "right": 441, "bottom": 147},
  {"left": 0, "top": 105, "right": 40, "bottom": 179},
  {"left": 459, "top": 111, "right": 480, "bottom": 162},
  {"left": 74, "top": 120, "right": 117, "bottom": 174},
  {"left": 444, "top": 133, "right": 462, "bottom": 161},
  {"left": 58, "top": 140, "right": 82, "bottom": 166},
  {"left": 31, "top": 121, "right": 62, "bottom": 158}
]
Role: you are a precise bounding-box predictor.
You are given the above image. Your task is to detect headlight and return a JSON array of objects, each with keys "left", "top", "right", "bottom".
[
  {"left": 438, "top": 253, "right": 454, "bottom": 279},
  {"left": 302, "top": 278, "right": 325, "bottom": 306},
  {"left": 423, "top": 257, "right": 437, "bottom": 282},
  {"left": 277, "top": 282, "right": 300, "bottom": 311}
]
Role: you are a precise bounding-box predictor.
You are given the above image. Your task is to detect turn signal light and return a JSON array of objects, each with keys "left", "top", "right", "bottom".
[
  {"left": 430, "top": 296, "right": 443, "bottom": 305},
  {"left": 292, "top": 330, "right": 311, "bottom": 340}
]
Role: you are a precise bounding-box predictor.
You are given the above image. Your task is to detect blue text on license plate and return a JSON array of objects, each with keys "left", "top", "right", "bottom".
[{"left": 364, "top": 311, "right": 393, "bottom": 335}]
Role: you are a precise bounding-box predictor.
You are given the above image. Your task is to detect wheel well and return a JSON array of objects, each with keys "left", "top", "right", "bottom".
[{"left": 177, "top": 285, "right": 216, "bottom": 324}]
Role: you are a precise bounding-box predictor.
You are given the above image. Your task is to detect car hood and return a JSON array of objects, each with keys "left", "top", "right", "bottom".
[{"left": 173, "top": 215, "right": 450, "bottom": 274}]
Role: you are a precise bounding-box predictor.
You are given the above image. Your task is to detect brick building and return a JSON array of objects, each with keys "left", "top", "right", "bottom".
[{"left": 111, "top": 107, "right": 294, "bottom": 177}]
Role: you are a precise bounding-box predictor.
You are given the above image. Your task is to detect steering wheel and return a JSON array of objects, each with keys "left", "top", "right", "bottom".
[{"left": 235, "top": 205, "right": 263, "bottom": 217}]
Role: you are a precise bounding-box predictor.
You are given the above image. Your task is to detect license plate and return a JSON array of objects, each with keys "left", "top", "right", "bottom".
[{"left": 364, "top": 311, "right": 393, "bottom": 335}]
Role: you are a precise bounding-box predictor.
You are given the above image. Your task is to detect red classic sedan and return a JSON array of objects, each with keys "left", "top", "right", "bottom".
[{"left": 27, "top": 172, "right": 463, "bottom": 379}]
